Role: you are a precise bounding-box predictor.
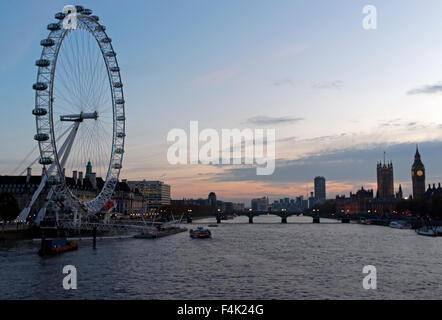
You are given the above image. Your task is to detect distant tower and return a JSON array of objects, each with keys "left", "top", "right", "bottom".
[
  {"left": 85, "top": 160, "right": 92, "bottom": 178},
  {"left": 396, "top": 184, "right": 403, "bottom": 200},
  {"left": 411, "top": 145, "right": 425, "bottom": 200},
  {"left": 314, "top": 176, "right": 326, "bottom": 203},
  {"left": 377, "top": 153, "right": 394, "bottom": 199},
  {"left": 208, "top": 192, "right": 217, "bottom": 214}
]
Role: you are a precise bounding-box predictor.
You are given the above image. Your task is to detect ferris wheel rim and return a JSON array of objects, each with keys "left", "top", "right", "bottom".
[{"left": 32, "top": 10, "right": 126, "bottom": 214}]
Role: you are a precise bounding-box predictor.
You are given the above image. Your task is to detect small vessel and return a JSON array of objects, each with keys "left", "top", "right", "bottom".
[
  {"left": 208, "top": 224, "right": 219, "bottom": 227},
  {"left": 416, "top": 227, "right": 437, "bottom": 237},
  {"left": 364, "top": 219, "right": 390, "bottom": 226},
  {"left": 38, "top": 237, "right": 78, "bottom": 256},
  {"left": 389, "top": 220, "right": 412, "bottom": 229},
  {"left": 189, "top": 227, "right": 211, "bottom": 239}
]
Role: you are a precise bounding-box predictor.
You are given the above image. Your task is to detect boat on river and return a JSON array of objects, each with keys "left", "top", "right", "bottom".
[
  {"left": 189, "top": 227, "right": 212, "bottom": 239},
  {"left": 360, "top": 218, "right": 390, "bottom": 226},
  {"left": 416, "top": 227, "right": 437, "bottom": 237},
  {"left": 38, "top": 237, "right": 78, "bottom": 256}
]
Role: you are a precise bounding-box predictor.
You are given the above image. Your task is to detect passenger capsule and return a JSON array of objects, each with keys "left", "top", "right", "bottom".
[
  {"left": 47, "top": 23, "right": 61, "bottom": 31},
  {"left": 90, "top": 15, "right": 99, "bottom": 21},
  {"left": 105, "top": 51, "right": 116, "bottom": 58},
  {"left": 40, "top": 38, "right": 55, "bottom": 47},
  {"left": 75, "top": 5, "right": 84, "bottom": 13},
  {"left": 55, "top": 12, "right": 66, "bottom": 20},
  {"left": 32, "top": 108, "right": 48, "bottom": 116},
  {"left": 95, "top": 25, "right": 106, "bottom": 31},
  {"left": 101, "top": 37, "right": 112, "bottom": 43},
  {"left": 33, "top": 82, "right": 48, "bottom": 91},
  {"left": 82, "top": 8, "right": 92, "bottom": 15},
  {"left": 116, "top": 115, "right": 126, "bottom": 121},
  {"left": 113, "top": 82, "right": 123, "bottom": 88},
  {"left": 39, "top": 157, "right": 53, "bottom": 165},
  {"left": 116, "top": 132, "right": 126, "bottom": 138},
  {"left": 115, "top": 98, "right": 125, "bottom": 104},
  {"left": 109, "top": 66, "right": 120, "bottom": 72},
  {"left": 36, "top": 59, "right": 51, "bottom": 67},
  {"left": 34, "top": 133, "right": 49, "bottom": 142}
]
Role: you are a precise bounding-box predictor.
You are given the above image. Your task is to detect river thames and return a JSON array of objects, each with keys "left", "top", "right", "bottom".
[{"left": 1, "top": 215, "right": 441, "bottom": 300}]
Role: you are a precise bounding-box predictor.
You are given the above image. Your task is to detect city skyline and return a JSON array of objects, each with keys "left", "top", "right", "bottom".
[
  {"left": 24, "top": 145, "right": 438, "bottom": 207},
  {"left": 2, "top": 1, "right": 442, "bottom": 204}
]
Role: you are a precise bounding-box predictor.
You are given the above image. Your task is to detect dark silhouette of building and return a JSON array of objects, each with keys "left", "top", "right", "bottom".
[
  {"left": 396, "top": 184, "right": 403, "bottom": 200},
  {"left": 336, "top": 186, "right": 373, "bottom": 214},
  {"left": 424, "top": 183, "right": 442, "bottom": 198},
  {"left": 377, "top": 155, "right": 394, "bottom": 200},
  {"left": 314, "top": 176, "right": 326, "bottom": 203},
  {"left": 85, "top": 160, "right": 92, "bottom": 179},
  {"left": 411, "top": 145, "right": 425, "bottom": 200},
  {"left": 208, "top": 192, "right": 217, "bottom": 214}
]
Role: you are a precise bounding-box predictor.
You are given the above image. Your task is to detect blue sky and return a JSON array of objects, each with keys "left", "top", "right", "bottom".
[{"left": 2, "top": 1, "right": 442, "bottom": 203}]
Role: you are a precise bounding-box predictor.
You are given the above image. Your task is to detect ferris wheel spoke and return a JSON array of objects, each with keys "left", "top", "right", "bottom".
[
  {"left": 62, "top": 37, "right": 83, "bottom": 106},
  {"left": 55, "top": 59, "right": 85, "bottom": 111}
]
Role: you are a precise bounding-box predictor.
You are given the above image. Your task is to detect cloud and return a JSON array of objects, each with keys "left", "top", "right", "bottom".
[
  {"left": 246, "top": 116, "right": 305, "bottom": 126},
  {"left": 312, "top": 80, "right": 343, "bottom": 90},
  {"left": 273, "top": 78, "right": 293, "bottom": 87},
  {"left": 277, "top": 136, "right": 297, "bottom": 143},
  {"left": 379, "top": 118, "right": 402, "bottom": 127},
  {"left": 211, "top": 140, "right": 442, "bottom": 197},
  {"left": 378, "top": 118, "right": 431, "bottom": 130},
  {"left": 407, "top": 82, "right": 442, "bottom": 95}
]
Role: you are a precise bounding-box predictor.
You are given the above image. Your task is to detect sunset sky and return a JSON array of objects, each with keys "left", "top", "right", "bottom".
[{"left": 2, "top": 0, "right": 442, "bottom": 205}]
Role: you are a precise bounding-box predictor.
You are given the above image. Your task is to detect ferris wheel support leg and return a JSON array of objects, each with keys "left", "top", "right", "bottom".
[
  {"left": 34, "top": 188, "right": 53, "bottom": 225},
  {"left": 15, "top": 175, "right": 48, "bottom": 223},
  {"left": 35, "top": 206, "right": 47, "bottom": 225},
  {"left": 59, "top": 122, "right": 80, "bottom": 169},
  {"left": 15, "top": 124, "right": 78, "bottom": 224}
]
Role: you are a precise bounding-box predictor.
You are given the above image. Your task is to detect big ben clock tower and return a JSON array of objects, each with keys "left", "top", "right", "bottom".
[{"left": 411, "top": 145, "right": 425, "bottom": 199}]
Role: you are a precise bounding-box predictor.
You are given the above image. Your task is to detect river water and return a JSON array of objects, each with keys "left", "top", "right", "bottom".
[{"left": 1, "top": 215, "right": 441, "bottom": 300}]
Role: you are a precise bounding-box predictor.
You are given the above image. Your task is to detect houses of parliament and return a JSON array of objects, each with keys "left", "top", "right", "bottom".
[
  {"left": 375, "top": 145, "right": 439, "bottom": 201},
  {"left": 336, "top": 146, "right": 440, "bottom": 214}
]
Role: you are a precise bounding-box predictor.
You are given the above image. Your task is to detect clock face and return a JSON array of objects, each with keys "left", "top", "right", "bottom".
[{"left": 417, "top": 170, "right": 424, "bottom": 177}]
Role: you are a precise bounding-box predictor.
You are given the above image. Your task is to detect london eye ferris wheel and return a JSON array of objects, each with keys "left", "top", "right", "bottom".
[{"left": 21, "top": 5, "right": 126, "bottom": 223}]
